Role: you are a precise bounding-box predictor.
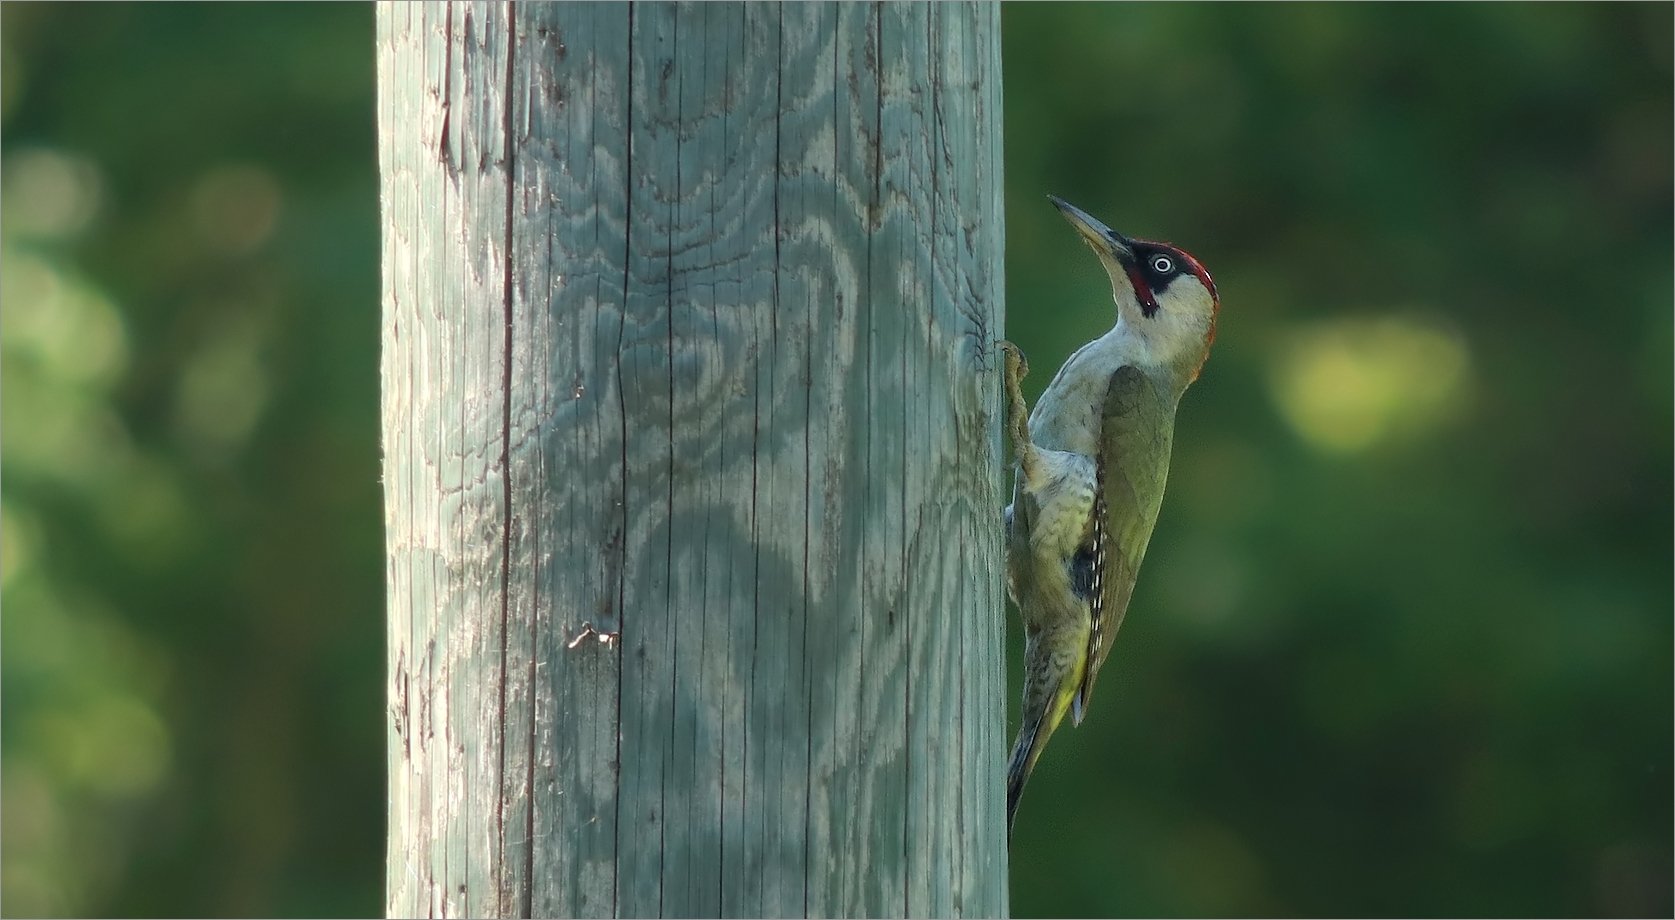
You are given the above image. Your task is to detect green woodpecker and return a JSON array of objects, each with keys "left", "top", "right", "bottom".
[{"left": 1001, "top": 196, "right": 1220, "bottom": 838}]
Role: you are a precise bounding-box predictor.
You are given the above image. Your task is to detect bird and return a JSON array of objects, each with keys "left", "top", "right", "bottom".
[{"left": 1000, "top": 195, "right": 1220, "bottom": 839}]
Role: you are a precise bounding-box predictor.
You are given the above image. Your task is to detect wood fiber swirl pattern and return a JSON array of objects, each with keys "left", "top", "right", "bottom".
[{"left": 379, "top": 4, "right": 1006, "bottom": 916}]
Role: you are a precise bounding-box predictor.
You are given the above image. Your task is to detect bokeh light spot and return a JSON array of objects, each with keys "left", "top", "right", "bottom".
[
  {"left": 1, "top": 762, "right": 73, "bottom": 917},
  {"left": 1269, "top": 313, "right": 1470, "bottom": 452},
  {"left": 190, "top": 164, "right": 283, "bottom": 255},
  {"left": 1, "top": 148, "right": 102, "bottom": 239},
  {"left": 2, "top": 248, "right": 137, "bottom": 491},
  {"left": 173, "top": 313, "right": 271, "bottom": 463},
  {"left": 1, "top": 249, "right": 129, "bottom": 387},
  {"left": 35, "top": 697, "right": 172, "bottom": 799},
  {"left": 94, "top": 458, "right": 194, "bottom": 568}
]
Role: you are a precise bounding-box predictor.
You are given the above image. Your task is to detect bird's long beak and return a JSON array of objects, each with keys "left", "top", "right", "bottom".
[{"left": 1048, "top": 195, "right": 1134, "bottom": 262}]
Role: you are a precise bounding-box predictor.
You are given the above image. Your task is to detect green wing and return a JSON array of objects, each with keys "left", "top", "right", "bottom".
[{"left": 1071, "top": 364, "right": 1177, "bottom": 724}]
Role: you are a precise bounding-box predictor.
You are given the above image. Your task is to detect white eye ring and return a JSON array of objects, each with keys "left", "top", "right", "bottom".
[{"left": 1150, "top": 255, "right": 1174, "bottom": 274}]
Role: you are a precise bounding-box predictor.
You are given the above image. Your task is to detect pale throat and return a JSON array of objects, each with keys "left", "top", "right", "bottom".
[{"left": 1112, "top": 298, "right": 1211, "bottom": 372}]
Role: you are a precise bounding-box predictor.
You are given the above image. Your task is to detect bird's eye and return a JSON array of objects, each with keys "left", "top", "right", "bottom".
[{"left": 1150, "top": 255, "right": 1174, "bottom": 274}]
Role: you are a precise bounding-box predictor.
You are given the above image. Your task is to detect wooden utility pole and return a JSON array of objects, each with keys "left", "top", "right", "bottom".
[{"left": 378, "top": 3, "right": 1006, "bottom": 916}]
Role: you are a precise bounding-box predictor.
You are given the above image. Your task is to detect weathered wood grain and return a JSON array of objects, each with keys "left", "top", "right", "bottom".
[{"left": 379, "top": 3, "right": 1006, "bottom": 916}]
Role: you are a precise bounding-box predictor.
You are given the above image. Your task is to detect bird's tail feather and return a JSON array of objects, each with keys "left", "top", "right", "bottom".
[
  {"left": 1008, "top": 653, "right": 1084, "bottom": 839},
  {"left": 1005, "top": 712, "right": 1048, "bottom": 841}
]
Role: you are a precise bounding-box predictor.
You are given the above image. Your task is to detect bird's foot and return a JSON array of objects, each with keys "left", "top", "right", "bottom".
[{"left": 998, "top": 341, "right": 1036, "bottom": 479}]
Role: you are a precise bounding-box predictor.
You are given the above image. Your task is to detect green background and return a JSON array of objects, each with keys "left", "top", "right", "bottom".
[{"left": 2, "top": 3, "right": 1668, "bottom": 916}]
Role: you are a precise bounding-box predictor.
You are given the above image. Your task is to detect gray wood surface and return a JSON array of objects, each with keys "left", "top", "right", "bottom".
[{"left": 379, "top": 4, "right": 1006, "bottom": 916}]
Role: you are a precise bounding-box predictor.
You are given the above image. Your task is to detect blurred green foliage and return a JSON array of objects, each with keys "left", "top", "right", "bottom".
[
  {"left": 1002, "top": 3, "right": 1672, "bottom": 917},
  {"left": 1, "top": 3, "right": 1668, "bottom": 918},
  {"left": 2, "top": 4, "right": 382, "bottom": 916}
]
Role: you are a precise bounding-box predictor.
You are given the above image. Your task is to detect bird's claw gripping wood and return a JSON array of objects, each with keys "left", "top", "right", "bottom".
[
  {"left": 1002, "top": 197, "right": 1220, "bottom": 842},
  {"left": 999, "top": 340, "right": 1036, "bottom": 484}
]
